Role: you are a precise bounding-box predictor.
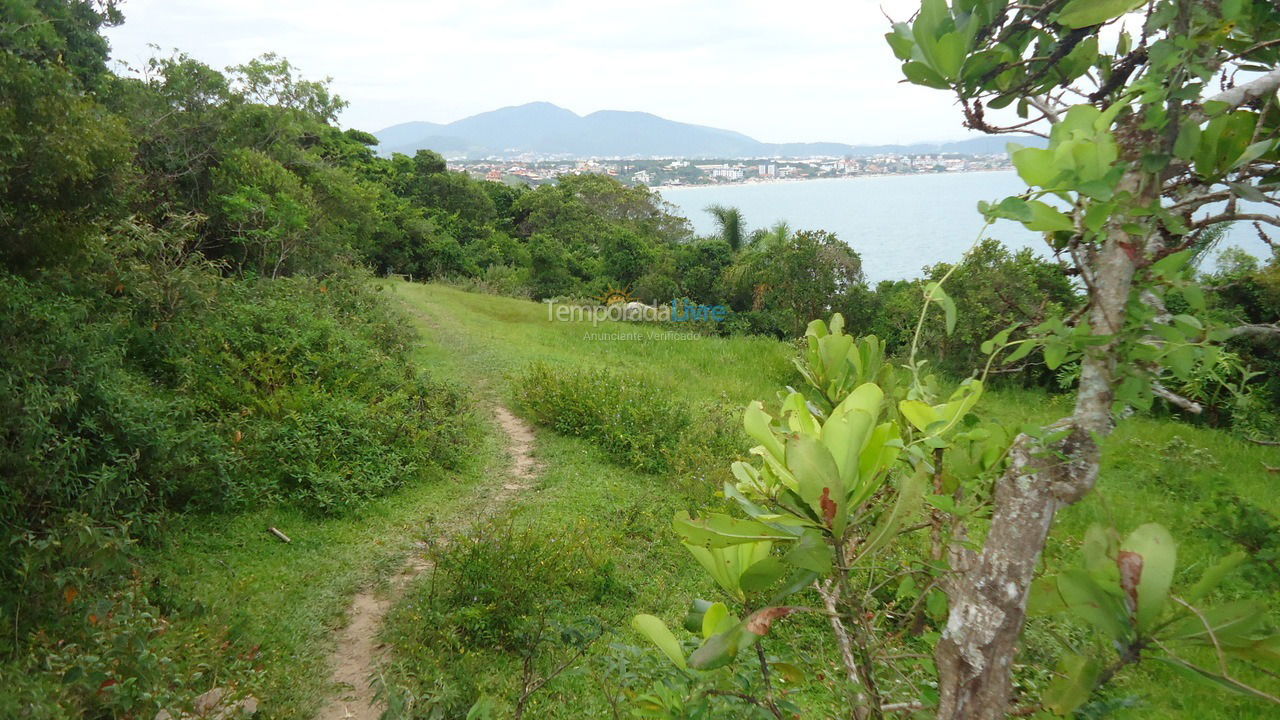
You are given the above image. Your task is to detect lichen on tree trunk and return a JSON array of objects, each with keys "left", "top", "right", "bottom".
[{"left": 934, "top": 223, "right": 1141, "bottom": 719}]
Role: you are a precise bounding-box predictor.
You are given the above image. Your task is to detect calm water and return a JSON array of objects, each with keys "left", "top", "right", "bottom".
[{"left": 659, "top": 171, "right": 1272, "bottom": 283}]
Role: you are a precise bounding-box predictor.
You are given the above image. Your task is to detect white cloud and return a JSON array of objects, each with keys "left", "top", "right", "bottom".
[{"left": 106, "top": 0, "right": 976, "bottom": 144}]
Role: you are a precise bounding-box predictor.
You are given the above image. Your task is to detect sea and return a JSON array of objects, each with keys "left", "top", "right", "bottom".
[{"left": 658, "top": 170, "right": 1274, "bottom": 284}]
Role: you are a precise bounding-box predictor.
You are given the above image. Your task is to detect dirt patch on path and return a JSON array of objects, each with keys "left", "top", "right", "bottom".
[
  {"left": 493, "top": 404, "right": 538, "bottom": 500},
  {"left": 313, "top": 405, "right": 536, "bottom": 720}
]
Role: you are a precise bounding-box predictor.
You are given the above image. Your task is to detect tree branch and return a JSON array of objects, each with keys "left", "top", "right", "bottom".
[
  {"left": 1226, "top": 323, "right": 1280, "bottom": 339},
  {"left": 1202, "top": 67, "right": 1280, "bottom": 115},
  {"left": 1152, "top": 382, "right": 1203, "bottom": 414}
]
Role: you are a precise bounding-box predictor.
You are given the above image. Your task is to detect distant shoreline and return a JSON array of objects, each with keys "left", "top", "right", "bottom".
[{"left": 654, "top": 166, "right": 1014, "bottom": 192}]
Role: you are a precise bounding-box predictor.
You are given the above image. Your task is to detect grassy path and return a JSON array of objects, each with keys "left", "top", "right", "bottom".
[
  {"left": 314, "top": 403, "right": 539, "bottom": 720},
  {"left": 140, "top": 281, "right": 1279, "bottom": 719}
]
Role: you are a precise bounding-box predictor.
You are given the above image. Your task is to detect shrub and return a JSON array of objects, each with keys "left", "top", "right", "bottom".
[
  {"left": 513, "top": 363, "right": 742, "bottom": 479},
  {"left": 0, "top": 263, "right": 473, "bottom": 684},
  {"left": 514, "top": 363, "right": 691, "bottom": 473},
  {"left": 382, "top": 521, "right": 621, "bottom": 716},
  {"left": 857, "top": 239, "right": 1081, "bottom": 383}
]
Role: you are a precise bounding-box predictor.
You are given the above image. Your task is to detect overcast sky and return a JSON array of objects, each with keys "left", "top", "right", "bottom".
[{"left": 104, "top": 0, "right": 978, "bottom": 145}]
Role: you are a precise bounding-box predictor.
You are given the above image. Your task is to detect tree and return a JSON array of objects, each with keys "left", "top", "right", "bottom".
[
  {"left": 722, "top": 230, "right": 865, "bottom": 336},
  {"left": 748, "top": 220, "right": 792, "bottom": 251},
  {"left": 0, "top": 0, "right": 132, "bottom": 271},
  {"left": 705, "top": 204, "right": 747, "bottom": 252},
  {"left": 887, "top": 1, "right": 1280, "bottom": 717}
]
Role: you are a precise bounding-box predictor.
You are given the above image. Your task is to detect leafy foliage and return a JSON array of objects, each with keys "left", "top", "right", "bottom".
[{"left": 514, "top": 362, "right": 742, "bottom": 477}]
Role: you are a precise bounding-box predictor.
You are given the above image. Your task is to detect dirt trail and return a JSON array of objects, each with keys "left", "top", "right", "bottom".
[{"left": 313, "top": 405, "right": 538, "bottom": 720}]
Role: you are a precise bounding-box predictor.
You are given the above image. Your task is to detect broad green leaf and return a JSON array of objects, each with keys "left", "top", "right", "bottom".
[
  {"left": 700, "top": 602, "right": 735, "bottom": 639},
  {"left": 770, "top": 662, "right": 806, "bottom": 684},
  {"left": 1081, "top": 524, "right": 1120, "bottom": 589},
  {"left": 925, "top": 282, "right": 957, "bottom": 335},
  {"left": 1156, "top": 656, "right": 1280, "bottom": 702},
  {"left": 786, "top": 434, "right": 845, "bottom": 531},
  {"left": 1024, "top": 200, "right": 1075, "bottom": 232},
  {"left": 1012, "top": 146, "right": 1059, "bottom": 187},
  {"left": 685, "top": 541, "right": 772, "bottom": 600},
  {"left": 1185, "top": 551, "right": 1247, "bottom": 603},
  {"left": 1120, "top": 523, "right": 1177, "bottom": 631},
  {"left": 1044, "top": 341, "right": 1068, "bottom": 370},
  {"left": 683, "top": 598, "right": 714, "bottom": 633},
  {"left": 674, "top": 511, "right": 793, "bottom": 548},
  {"left": 744, "top": 401, "right": 784, "bottom": 461},
  {"left": 903, "top": 61, "right": 949, "bottom": 89},
  {"left": 688, "top": 623, "right": 748, "bottom": 670},
  {"left": 1027, "top": 575, "right": 1070, "bottom": 616},
  {"left": 1173, "top": 119, "right": 1201, "bottom": 161},
  {"left": 1166, "top": 600, "right": 1269, "bottom": 648},
  {"left": 899, "top": 399, "right": 939, "bottom": 433},
  {"left": 632, "top": 614, "right": 687, "bottom": 669},
  {"left": 933, "top": 31, "right": 966, "bottom": 80},
  {"left": 885, "top": 24, "right": 915, "bottom": 61},
  {"left": 782, "top": 529, "right": 832, "bottom": 574},
  {"left": 1057, "top": 568, "right": 1130, "bottom": 640},
  {"left": 856, "top": 421, "right": 901, "bottom": 499},
  {"left": 852, "top": 469, "right": 926, "bottom": 566},
  {"left": 688, "top": 607, "right": 795, "bottom": 670},
  {"left": 822, "top": 407, "right": 875, "bottom": 485},
  {"left": 739, "top": 556, "right": 788, "bottom": 593},
  {"left": 1042, "top": 653, "right": 1101, "bottom": 715}
]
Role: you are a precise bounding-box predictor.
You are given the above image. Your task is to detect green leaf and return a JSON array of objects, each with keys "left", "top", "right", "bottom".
[
  {"left": 783, "top": 529, "right": 833, "bottom": 574},
  {"left": 885, "top": 25, "right": 915, "bottom": 61},
  {"left": 1057, "top": 568, "right": 1130, "bottom": 640},
  {"left": 1185, "top": 551, "right": 1247, "bottom": 603},
  {"left": 739, "top": 556, "right": 788, "bottom": 593},
  {"left": 1024, "top": 200, "right": 1075, "bottom": 232},
  {"left": 933, "top": 31, "right": 967, "bottom": 81},
  {"left": 674, "top": 511, "right": 793, "bottom": 548},
  {"left": 1042, "top": 653, "right": 1101, "bottom": 715},
  {"left": 1173, "top": 119, "right": 1201, "bottom": 161},
  {"left": 1011, "top": 146, "right": 1059, "bottom": 187},
  {"left": 1166, "top": 600, "right": 1269, "bottom": 647},
  {"left": 852, "top": 469, "right": 926, "bottom": 566},
  {"left": 899, "top": 399, "right": 940, "bottom": 433},
  {"left": 923, "top": 282, "right": 957, "bottom": 335},
  {"left": 1049, "top": 0, "right": 1141, "bottom": 29},
  {"left": 1044, "top": 341, "right": 1069, "bottom": 370},
  {"left": 700, "top": 602, "right": 735, "bottom": 639},
  {"left": 1156, "top": 656, "right": 1280, "bottom": 702},
  {"left": 786, "top": 434, "right": 845, "bottom": 531},
  {"left": 744, "top": 401, "right": 784, "bottom": 461},
  {"left": 632, "top": 614, "right": 687, "bottom": 669},
  {"left": 770, "top": 662, "right": 806, "bottom": 684},
  {"left": 1120, "top": 523, "right": 1177, "bottom": 632},
  {"left": 903, "top": 61, "right": 950, "bottom": 89}
]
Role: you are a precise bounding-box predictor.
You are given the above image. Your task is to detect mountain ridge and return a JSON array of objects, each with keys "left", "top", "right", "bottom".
[{"left": 373, "top": 102, "right": 1043, "bottom": 159}]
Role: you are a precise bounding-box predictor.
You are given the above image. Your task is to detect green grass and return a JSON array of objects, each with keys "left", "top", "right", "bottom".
[
  {"left": 127, "top": 281, "right": 1278, "bottom": 719},
  {"left": 126, "top": 416, "right": 503, "bottom": 718},
  {"left": 381, "top": 281, "right": 1280, "bottom": 719}
]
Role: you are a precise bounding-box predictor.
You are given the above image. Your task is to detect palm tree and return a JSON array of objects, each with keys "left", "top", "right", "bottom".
[
  {"left": 748, "top": 220, "right": 791, "bottom": 251},
  {"left": 705, "top": 204, "right": 746, "bottom": 252}
]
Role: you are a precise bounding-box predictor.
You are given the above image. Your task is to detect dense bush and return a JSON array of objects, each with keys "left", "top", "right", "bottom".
[
  {"left": 0, "top": 264, "right": 472, "bottom": 707},
  {"left": 513, "top": 362, "right": 743, "bottom": 478},
  {"left": 382, "top": 521, "right": 623, "bottom": 716},
  {"left": 514, "top": 363, "right": 691, "bottom": 472},
  {"left": 854, "top": 238, "right": 1081, "bottom": 383},
  {"left": 1198, "top": 247, "right": 1280, "bottom": 432}
]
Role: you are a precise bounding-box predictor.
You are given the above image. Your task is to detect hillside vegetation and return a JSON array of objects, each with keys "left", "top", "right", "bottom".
[{"left": 4, "top": 2, "right": 1280, "bottom": 719}]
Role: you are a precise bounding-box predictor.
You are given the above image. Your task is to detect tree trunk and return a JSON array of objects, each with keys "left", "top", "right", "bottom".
[{"left": 934, "top": 201, "right": 1143, "bottom": 718}]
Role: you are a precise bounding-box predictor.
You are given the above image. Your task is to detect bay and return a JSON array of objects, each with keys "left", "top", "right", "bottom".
[{"left": 658, "top": 170, "right": 1273, "bottom": 283}]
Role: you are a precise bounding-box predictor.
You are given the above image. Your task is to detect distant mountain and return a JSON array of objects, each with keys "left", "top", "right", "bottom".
[{"left": 374, "top": 102, "right": 1043, "bottom": 159}]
